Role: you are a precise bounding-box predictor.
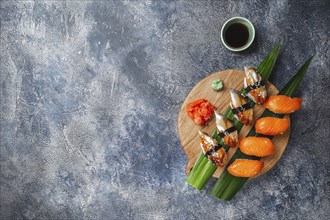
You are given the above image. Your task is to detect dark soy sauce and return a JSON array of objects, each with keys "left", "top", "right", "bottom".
[{"left": 225, "top": 23, "right": 249, "bottom": 48}]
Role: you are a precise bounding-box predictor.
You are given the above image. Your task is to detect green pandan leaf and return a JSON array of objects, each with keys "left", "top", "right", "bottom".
[{"left": 211, "top": 56, "right": 313, "bottom": 201}]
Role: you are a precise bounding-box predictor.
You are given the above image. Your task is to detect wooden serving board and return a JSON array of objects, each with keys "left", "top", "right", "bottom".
[{"left": 177, "top": 69, "right": 290, "bottom": 178}]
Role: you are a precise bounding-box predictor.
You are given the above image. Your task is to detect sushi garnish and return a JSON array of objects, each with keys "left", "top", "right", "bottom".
[
  {"left": 198, "top": 131, "right": 227, "bottom": 167},
  {"left": 239, "top": 137, "right": 274, "bottom": 157},
  {"left": 230, "top": 89, "right": 254, "bottom": 126},
  {"left": 228, "top": 159, "right": 264, "bottom": 178},
  {"left": 264, "top": 95, "right": 302, "bottom": 114},
  {"left": 215, "top": 111, "right": 238, "bottom": 148},
  {"left": 186, "top": 99, "right": 216, "bottom": 125},
  {"left": 244, "top": 66, "right": 268, "bottom": 104},
  {"left": 255, "top": 117, "right": 290, "bottom": 135},
  {"left": 212, "top": 79, "right": 224, "bottom": 91}
]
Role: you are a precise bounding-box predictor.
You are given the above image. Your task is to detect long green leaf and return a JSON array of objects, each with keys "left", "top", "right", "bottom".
[
  {"left": 186, "top": 43, "right": 281, "bottom": 189},
  {"left": 211, "top": 56, "right": 313, "bottom": 200}
]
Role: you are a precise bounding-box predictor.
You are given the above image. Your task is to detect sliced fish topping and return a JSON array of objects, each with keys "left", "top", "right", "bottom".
[
  {"left": 244, "top": 66, "right": 267, "bottom": 104},
  {"left": 215, "top": 111, "right": 238, "bottom": 148},
  {"left": 230, "top": 89, "right": 254, "bottom": 126},
  {"left": 198, "top": 131, "right": 227, "bottom": 167}
]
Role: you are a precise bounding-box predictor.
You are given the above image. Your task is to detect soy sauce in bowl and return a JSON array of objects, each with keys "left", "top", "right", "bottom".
[
  {"left": 221, "top": 17, "right": 255, "bottom": 52},
  {"left": 225, "top": 23, "right": 249, "bottom": 48}
]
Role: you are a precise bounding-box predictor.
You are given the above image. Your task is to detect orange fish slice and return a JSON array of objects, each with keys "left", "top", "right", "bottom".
[
  {"left": 239, "top": 137, "right": 274, "bottom": 157},
  {"left": 228, "top": 159, "right": 264, "bottom": 177},
  {"left": 255, "top": 117, "right": 290, "bottom": 135},
  {"left": 264, "top": 95, "right": 302, "bottom": 114}
]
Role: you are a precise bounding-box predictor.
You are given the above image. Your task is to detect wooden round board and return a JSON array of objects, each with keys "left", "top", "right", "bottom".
[{"left": 178, "top": 69, "right": 290, "bottom": 178}]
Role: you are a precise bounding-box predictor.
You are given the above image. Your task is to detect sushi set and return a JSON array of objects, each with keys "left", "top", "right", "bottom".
[
  {"left": 177, "top": 69, "right": 290, "bottom": 178},
  {"left": 177, "top": 44, "right": 313, "bottom": 200}
]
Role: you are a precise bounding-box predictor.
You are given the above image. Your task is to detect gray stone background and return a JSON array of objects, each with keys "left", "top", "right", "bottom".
[{"left": 1, "top": 0, "right": 329, "bottom": 219}]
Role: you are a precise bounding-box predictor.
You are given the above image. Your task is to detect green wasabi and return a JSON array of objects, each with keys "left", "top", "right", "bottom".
[{"left": 212, "top": 79, "right": 224, "bottom": 91}]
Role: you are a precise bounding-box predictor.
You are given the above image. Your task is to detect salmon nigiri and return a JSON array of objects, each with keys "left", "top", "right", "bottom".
[
  {"left": 239, "top": 137, "right": 274, "bottom": 157},
  {"left": 264, "top": 95, "right": 302, "bottom": 114},
  {"left": 228, "top": 159, "right": 264, "bottom": 177},
  {"left": 255, "top": 117, "right": 290, "bottom": 135}
]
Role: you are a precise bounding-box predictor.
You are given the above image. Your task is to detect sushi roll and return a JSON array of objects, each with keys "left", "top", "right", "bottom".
[
  {"left": 215, "top": 111, "right": 238, "bottom": 148},
  {"left": 230, "top": 89, "right": 254, "bottom": 126},
  {"left": 198, "top": 131, "right": 228, "bottom": 167},
  {"left": 244, "top": 66, "right": 267, "bottom": 104},
  {"left": 264, "top": 95, "right": 302, "bottom": 114}
]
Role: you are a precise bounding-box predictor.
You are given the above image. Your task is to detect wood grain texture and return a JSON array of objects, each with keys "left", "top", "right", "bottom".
[{"left": 177, "top": 69, "right": 290, "bottom": 178}]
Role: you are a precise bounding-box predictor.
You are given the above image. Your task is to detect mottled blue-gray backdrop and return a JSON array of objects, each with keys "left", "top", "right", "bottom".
[{"left": 1, "top": 0, "right": 329, "bottom": 219}]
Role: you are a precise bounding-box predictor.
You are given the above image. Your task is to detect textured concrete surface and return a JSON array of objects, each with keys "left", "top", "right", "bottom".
[{"left": 1, "top": 0, "right": 329, "bottom": 219}]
